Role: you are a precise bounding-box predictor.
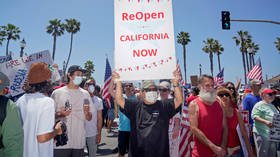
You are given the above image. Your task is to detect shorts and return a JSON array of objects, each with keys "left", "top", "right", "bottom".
[
  {"left": 108, "top": 108, "right": 115, "bottom": 120},
  {"left": 118, "top": 131, "right": 130, "bottom": 155}
]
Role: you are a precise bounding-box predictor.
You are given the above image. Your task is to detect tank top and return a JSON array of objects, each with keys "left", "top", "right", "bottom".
[
  {"left": 227, "top": 108, "right": 240, "bottom": 149},
  {"left": 192, "top": 98, "right": 223, "bottom": 157}
]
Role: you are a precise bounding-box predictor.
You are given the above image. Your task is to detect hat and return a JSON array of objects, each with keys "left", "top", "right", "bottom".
[
  {"left": 250, "top": 79, "right": 262, "bottom": 85},
  {"left": 67, "top": 65, "right": 86, "bottom": 74},
  {"left": 28, "top": 62, "right": 51, "bottom": 84},
  {"left": 244, "top": 88, "right": 252, "bottom": 93},
  {"left": 0, "top": 72, "right": 10, "bottom": 91},
  {"left": 261, "top": 88, "right": 276, "bottom": 95},
  {"left": 159, "top": 81, "right": 171, "bottom": 89},
  {"left": 142, "top": 80, "right": 156, "bottom": 89}
]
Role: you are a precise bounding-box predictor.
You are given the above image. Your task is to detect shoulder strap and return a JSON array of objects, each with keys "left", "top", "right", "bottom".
[{"left": 0, "top": 96, "right": 9, "bottom": 126}]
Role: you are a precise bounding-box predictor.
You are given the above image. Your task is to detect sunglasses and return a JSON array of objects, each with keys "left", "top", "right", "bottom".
[
  {"left": 144, "top": 88, "right": 157, "bottom": 92},
  {"left": 218, "top": 93, "right": 230, "bottom": 98},
  {"left": 227, "top": 87, "right": 235, "bottom": 91},
  {"left": 159, "top": 89, "right": 169, "bottom": 92},
  {"left": 267, "top": 93, "right": 275, "bottom": 97},
  {"left": 125, "top": 85, "right": 132, "bottom": 88}
]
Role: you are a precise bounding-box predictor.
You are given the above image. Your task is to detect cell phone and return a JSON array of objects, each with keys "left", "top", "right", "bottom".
[
  {"left": 84, "top": 99, "right": 90, "bottom": 106},
  {"left": 65, "top": 100, "right": 72, "bottom": 110}
]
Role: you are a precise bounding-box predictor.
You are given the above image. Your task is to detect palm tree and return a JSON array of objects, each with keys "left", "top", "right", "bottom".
[
  {"left": 64, "top": 18, "right": 80, "bottom": 71},
  {"left": 0, "top": 27, "right": 5, "bottom": 47},
  {"left": 213, "top": 40, "right": 224, "bottom": 72},
  {"left": 1, "top": 24, "right": 21, "bottom": 56},
  {"left": 202, "top": 38, "right": 216, "bottom": 77},
  {"left": 46, "top": 19, "right": 65, "bottom": 60},
  {"left": 247, "top": 41, "right": 259, "bottom": 69},
  {"left": 84, "top": 60, "right": 95, "bottom": 79},
  {"left": 177, "top": 32, "right": 191, "bottom": 83},
  {"left": 233, "top": 30, "right": 252, "bottom": 84},
  {"left": 275, "top": 37, "right": 280, "bottom": 53}
]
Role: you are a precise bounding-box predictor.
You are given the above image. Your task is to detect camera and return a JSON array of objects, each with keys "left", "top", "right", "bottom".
[
  {"left": 54, "top": 121, "right": 68, "bottom": 147},
  {"left": 65, "top": 100, "right": 71, "bottom": 110}
]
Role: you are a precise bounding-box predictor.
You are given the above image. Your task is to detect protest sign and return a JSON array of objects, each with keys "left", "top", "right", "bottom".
[
  {"left": 269, "top": 113, "right": 280, "bottom": 142},
  {"left": 0, "top": 55, "right": 12, "bottom": 64},
  {"left": 114, "top": 0, "right": 176, "bottom": 80},
  {"left": 0, "top": 50, "right": 53, "bottom": 96}
]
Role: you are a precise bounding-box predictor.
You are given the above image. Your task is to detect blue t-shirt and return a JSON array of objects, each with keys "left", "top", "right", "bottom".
[
  {"left": 119, "top": 94, "right": 136, "bottom": 131},
  {"left": 242, "top": 93, "right": 261, "bottom": 125}
]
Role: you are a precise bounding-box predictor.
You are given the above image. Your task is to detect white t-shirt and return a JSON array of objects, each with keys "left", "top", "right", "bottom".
[
  {"left": 16, "top": 92, "right": 55, "bottom": 157},
  {"left": 51, "top": 86, "right": 93, "bottom": 149},
  {"left": 85, "top": 96, "right": 103, "bottom": 137}
]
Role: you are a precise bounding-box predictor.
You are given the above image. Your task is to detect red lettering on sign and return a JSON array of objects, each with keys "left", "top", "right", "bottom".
[
  {"left": 122, "top": 11, "right": 164, "bottom": 22},
  {"left": 133, "top": 49, "right": 157, "bottom": 57}
]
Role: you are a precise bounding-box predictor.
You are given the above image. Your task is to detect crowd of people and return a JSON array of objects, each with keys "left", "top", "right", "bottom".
[{"left": 0, "top": 61, "right": 280, "bottom": 157}]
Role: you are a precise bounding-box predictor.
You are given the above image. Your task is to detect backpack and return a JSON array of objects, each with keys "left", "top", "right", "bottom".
[{"left": 0, "top": 96, "right": 9, "bottom": 149}]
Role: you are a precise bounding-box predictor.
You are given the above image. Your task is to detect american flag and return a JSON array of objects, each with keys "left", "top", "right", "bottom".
[
  {"left": 177, "top": 62, "right": 192, "bottom": 157},
  {"left": 214, "top": 68, "right": 224, "bottom": 87},
  {"left": 247, "top": 58, "right": 263, "bottom": 82},
  {"left": 102, "top": 58, "right": 112, "bottom": 108}
]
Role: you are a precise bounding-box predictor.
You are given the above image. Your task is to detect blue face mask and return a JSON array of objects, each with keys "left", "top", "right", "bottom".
[{"left": 73, "top": 76, "right": 83, "bottom": 86}]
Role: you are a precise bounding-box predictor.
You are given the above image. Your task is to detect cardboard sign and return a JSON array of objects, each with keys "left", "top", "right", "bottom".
[
  {"left": 269, "top": 113, "right": 280, "bottom": 142},
  {"left": 114, "top": 0, "right": 176, "bottom": 81},
  {"left": 0, "top": 50, "right": 53, "bottom": 96}
]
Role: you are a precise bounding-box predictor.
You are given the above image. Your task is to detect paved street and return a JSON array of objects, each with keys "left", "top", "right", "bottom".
[{"left": 96, "top": 127, "right": 119, "bottom": 157}]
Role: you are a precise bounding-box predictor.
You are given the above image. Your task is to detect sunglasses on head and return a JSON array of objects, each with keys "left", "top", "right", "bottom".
[
  {"left": 218, "top": 93, "right": 230, "bottom": 98},
  {"left": 144, "top": 88, "right": 157, "bottom": 92},
  {"left": 159, "top": 88, "right": 169, "bottom": 92}
]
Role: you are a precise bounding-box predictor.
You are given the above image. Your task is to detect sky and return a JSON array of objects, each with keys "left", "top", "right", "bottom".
[{"left": 0, "top": 0, "right": 279, "bottom": 86}]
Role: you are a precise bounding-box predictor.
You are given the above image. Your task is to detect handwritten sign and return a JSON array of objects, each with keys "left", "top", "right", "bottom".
[
  {"left": 114, "top": 0, "right": 176, "bottom": 81},
  {"left": 0, "top": 50, "right": 53, "bottom": 96},
  {"left": 269, "top": 113, "right": 280, "bottom": 142}
]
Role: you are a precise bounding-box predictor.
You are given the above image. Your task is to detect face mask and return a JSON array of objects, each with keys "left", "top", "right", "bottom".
[
  {"left": 199, "top": 88, "right": 217, "bottom": 103},
  {"left": 88, "top": 85, "right": 95, "bottom": 93},
  {"left": 145, "top": 91, "right": 158, "bottom": 103},
  {"left": 73, "top": 76, "right": 83, "bottom": 86}
]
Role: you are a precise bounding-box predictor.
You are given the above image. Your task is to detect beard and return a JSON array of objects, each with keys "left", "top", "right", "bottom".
[{"left": 199, "top": 89, "right": 217, "bottom": 103}]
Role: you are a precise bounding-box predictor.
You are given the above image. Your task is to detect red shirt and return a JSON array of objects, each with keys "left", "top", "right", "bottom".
[
  {"left": 227, "top": 109, "right": 240, "bottom": 149},
  {"left": 192, "top": 98, "right": 224, "bottom": 157}
]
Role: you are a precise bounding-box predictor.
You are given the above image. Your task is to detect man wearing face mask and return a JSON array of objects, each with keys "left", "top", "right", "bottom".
[
  {"left": 188, "top": 74, "right": 228, "bottom": 157},
  {"left": 83, "top": 79, "right": 103, "bottom": 157},
  {"left": 111, "top": 69, "right": 183, "bottom": 157},
  {"left": 51, "top": 65, "right": 92, "bottom": 157}
]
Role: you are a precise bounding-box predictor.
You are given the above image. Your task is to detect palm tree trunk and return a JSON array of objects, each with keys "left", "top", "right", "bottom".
[
  {"left": 249, "top": 54, "right": 253, "bottom": 69},
  {"left": 52, "top": 35, "right": 56, "bottom": 60},
  {"left": 241, "top": 52, "right": 247, "bottom": 84},
  {"left": 245, "top": 51, "right": 250, "bottom": 73},
  {"left": 6, "top": 39, "right": 10, "bottom": 56},
  {"left": 217, "top": 54, "right": 221, "bottom": 72},
  {"left": 252, "top": 55, "right": 255, "bottom": 65},
  {"left": 183, "top": 45, "right": 187, "bottom": 83},
  {"left": 210, "top": 52, "right": 214, "bottom": 77},
  {"left": 65, "top": 33, "right": 73, "bottom": 71}
]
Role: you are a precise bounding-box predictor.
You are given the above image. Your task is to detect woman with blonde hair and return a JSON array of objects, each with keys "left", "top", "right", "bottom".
[{"left": 217, "top": 87, "right": 254, "bottom": 157}]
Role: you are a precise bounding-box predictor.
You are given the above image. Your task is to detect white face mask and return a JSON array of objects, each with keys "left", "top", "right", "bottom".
[
  {"left": 73, "top": 76, "right": 83, "bottom": 86},
  {"left": 145, "top": 91, "right": 158, "bottom": 103},
  {"left": 88, "top": 85, "right": 95, "bottom": 93}
]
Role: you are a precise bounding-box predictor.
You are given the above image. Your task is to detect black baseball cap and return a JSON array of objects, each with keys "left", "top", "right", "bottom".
[{"left": 67, "top": 65, "right": 86, "bottom": 73}]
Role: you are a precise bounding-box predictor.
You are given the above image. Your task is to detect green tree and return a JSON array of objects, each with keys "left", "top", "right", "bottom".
[
  {"left": 275, "top": 37, "right": 280, "bottom": 53},
  {"left": 202, "top": 38, "right": 216, "bottom": 77},
  {"left": 233, "top": 30, "right": 252, "bottom": 84},
  {"left": 247, "top": 41, "right": 259, "bottom": 69},
  {"left": 84, "top": 60, "right": 95, "bottom": 80},
  {"left": 0, "top": 27, "right": 5, "bottom": 46},
  {"left": 1, "top": 24, "right": 21, "bottom": 56},
  {"left": 177, "top": 31, "right": 191, "bottom": 83},
  {"left": 46, "top": 19, "right": 65, "bottom": 60},
  {"left": 65, "top": 18, "right": 81, "bottom": 71},
  {"left": 213, "top": 40, "right": 224, "bottom": 72}
]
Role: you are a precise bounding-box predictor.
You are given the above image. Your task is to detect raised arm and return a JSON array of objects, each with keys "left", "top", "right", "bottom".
[
  {"left": 111, "top": 71, "right": 125, "bottom": 109},
  {"left": 172, "top": 66, "right": 183, "bottom": 109}
]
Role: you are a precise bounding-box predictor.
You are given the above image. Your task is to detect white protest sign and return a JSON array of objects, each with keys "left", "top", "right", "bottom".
[
  {"left": 114, "top": 0, "right": 176, "bottom": 81},
  {"left": 0, "top": 50, "right": 53, "bottom": 96},
  {"left": 269, "top": 113, "right": 280, "bottom": 142}
]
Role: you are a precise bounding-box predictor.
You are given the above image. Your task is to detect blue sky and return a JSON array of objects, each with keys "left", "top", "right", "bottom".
[{"left": 0, "top": 0, "right": 279, "bottom": 85}]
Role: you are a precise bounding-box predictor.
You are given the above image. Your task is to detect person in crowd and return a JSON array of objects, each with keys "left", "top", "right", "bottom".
[
  {"left": 0, "top": 72, "right": 23, "bottom": 157},
  {"left": 251, "top": 88, "right": 278, "bottom": 157},
  {"left": 51, "top": 65, "right": 92, "bottom": 157},
  {"left": 111, "top": 69, "right": 183, "bottom": 157},
  {"left": 158, "top": 81, "right": 181, "bottom": 157},
  {"left": 83, "top": 79, "right": 103, "bottom": 157},
  {"left": 223, "top": 81, "right": 238, "bottom": 106},
  {"left": 271, "top": 86, "right": 280, "bottom": 112},
  {"left": 16, "top": 62, "right": 62, "bottom": 157},
  {"left": 242, "top": 79, "right": 262, "bottom": 149},
  {"left": 186, "top": 86, "right": 200, "bottom": 104},
  {"left": 217, "top": 87, "right": 254, "bottom": 157},
  {"left": 189, "top": 74, "right": 228, "bottom": 157},
  {"left": 106, "top": 96, "right": 115, "bottom": 133}
]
